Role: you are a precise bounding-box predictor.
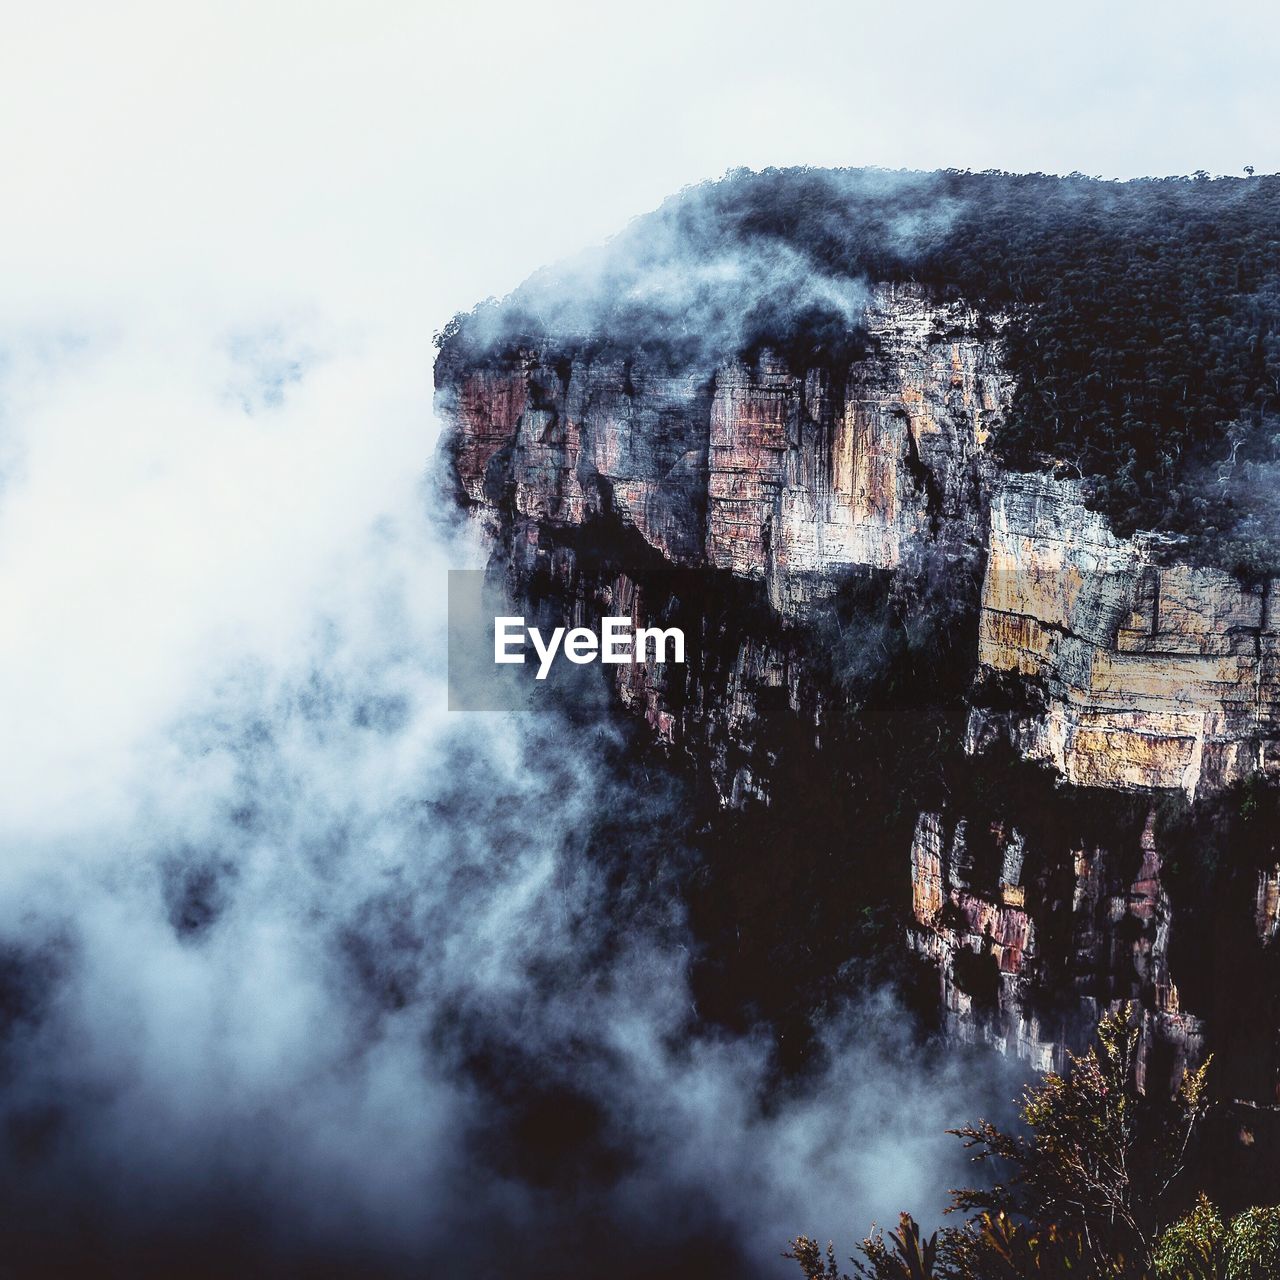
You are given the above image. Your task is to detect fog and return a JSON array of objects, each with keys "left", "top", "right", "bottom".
[
  {"left": 0, "top": 305, "right": 1019, "bottom": 1276},
  {"left": 1, "top": 2, "right": 1275, "bottom": 1275}
]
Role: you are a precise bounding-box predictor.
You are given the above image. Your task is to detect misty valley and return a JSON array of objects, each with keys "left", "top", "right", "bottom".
[
  {"left": 434, "top": 166, "right": 1280, "bottom": 1278},
  {"left": 5, "top": 155, "right": 1280, "bottom": 1280}
]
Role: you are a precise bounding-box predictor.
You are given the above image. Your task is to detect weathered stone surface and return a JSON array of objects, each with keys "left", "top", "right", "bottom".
[
  {"left": 1257, "top": 865, "right": 1280, "bottom": 942},
  {"left": 439, "top": 294, "right": 1280, "bottom": 806},
  {"left": 435, "top": 278, "right": 1262, "bottom": 1093},
  {"left": 908, "top": 804, "right": 1207, "bottom": 1082},
  {"left": 437, "top": 283, "right": 1003, "bottom": 802},
  {"left": 974, "top": 473, "right": 1278, "bottom": 798},
  {"left": 707, "top": 285, "right": 1005, "bottom": 609},
  {"left": 439, "top": 352, "right": 712, "bottom": 563},
  {"left": 441, "top": 284, "right": 1002, "bottom": 612}
]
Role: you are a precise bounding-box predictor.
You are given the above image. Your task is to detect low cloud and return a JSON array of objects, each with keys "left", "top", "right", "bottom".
[{"left": 0, "top": 311, "right": 1019, "bottom": 1277}]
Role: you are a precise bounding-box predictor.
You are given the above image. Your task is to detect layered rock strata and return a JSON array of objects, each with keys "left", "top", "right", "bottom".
[
  {"left": 437, "top": 279, "right": 1278, "bottom": 1095},
  {"left": 908, "top": 806, "right": 1208, "bottom": 1082},
  {"left": 973, "top": 473, "right": 1280, "bottom": 799},
  {"left": 441, "top": 284, "right": 1003, "bottom": 613}
]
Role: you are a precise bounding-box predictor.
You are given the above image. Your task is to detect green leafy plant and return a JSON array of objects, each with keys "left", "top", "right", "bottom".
[
  {"left": 1154, "top": 1194, "right": 1224, "bottom": 1278},
  {"left": 787, "top": 1006, "right": 1243, "bottom": 1280},
  {"left": 1223, "top": 1206, "right": 1280, "bottom": 1279}
]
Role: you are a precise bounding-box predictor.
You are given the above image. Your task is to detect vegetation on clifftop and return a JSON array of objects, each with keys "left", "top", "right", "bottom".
[{"left": 439, "top": 167, "right": 1280, "bottom": 569}]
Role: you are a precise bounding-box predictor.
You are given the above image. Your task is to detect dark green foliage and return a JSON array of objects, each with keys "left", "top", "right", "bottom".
[
  {"left": 741, "top": 299, "right": 872, "bottom": 372},
  {"left": 1154, "top": 1194, "right": 1224, "bottom": 1278},
  {"left": 787, "top": 1213, "right": 945, "bottom": 1280},
  {"left": 787, "top": 1236, "right": 853, "bottom": 1279},
  {"left": 1223, "top": 1206, "right": 1280, "bottom": 1279},
  {"left": 950, "top": 1212, "right": 1091, "bottom": 1277},
  {"left": 854, "top": 1213, "right": 943, "bottom": 1280},
  {"left": 789, "top": 1007, "right": 1228, "bottom": 1280},
  {"left": 1152, "top": 1195, "right": 1280, "bottom": 1279}
]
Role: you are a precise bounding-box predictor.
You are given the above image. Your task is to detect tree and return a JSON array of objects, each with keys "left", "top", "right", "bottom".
[
  {"left": 787, "top": 1005, "right": 1229, "bottom": 1279},
  {"left": 950, "top": 1005, "right": 1212, "bottom": 1273}
]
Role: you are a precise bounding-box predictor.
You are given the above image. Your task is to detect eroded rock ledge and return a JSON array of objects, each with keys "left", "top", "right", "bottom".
[
  {"left": 975, "top": 473, "right": 1279, "bottom": 797},
  {"left": 436, "top": 280, "right": 1280, "bottom": 1094}
]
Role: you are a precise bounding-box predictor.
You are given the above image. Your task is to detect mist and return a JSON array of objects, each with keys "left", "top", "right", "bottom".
[
  {"left": 4, "top": 2, "right": 1270, "bottom": 1274},
  {"left": 0, "top": 300, "right": 1028, "bottom": 1276},
  {"left": 438, "top": 168, "right": 967, "bottom": 370}
]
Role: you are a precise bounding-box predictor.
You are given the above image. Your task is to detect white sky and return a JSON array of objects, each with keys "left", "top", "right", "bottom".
[
  {"left": 1, "top": 0, "right": 1277, "bottom": 322},
  {"left": 0, "top": 0, "right": 1275, "bottom": 833},
  {"left": 0, "top": 12, "right": 1270, "bottom": 1263}
]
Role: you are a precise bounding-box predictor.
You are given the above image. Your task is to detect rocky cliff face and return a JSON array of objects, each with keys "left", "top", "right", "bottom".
[
  {"left": 442, "top": 285, "right": 1001, "bottom": 600},
  {"left": 906, "top": 803, "right": 1209, "bottom": 1091},
  {"left": 973, "top": 472, "right": 1280, "bottom": 798},
  {"left": 436, "top": 281, "right": 1280, "bottom": 1098}
]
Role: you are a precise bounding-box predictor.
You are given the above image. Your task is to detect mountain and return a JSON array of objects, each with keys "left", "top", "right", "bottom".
[{"left": 434, "top": 168, "right": 1280, "bottom": 1117}]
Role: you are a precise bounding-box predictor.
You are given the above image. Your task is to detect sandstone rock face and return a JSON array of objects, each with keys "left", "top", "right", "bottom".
[
  {"left": 908, "top": 805, "right": 1207, "bottom": 1083},
  {"left": 446, "top": 357, "right": 711, "bottom": 564},
  {"left": 973, "top": 473, "right": 1280, "bottom": 799},
  {"left": 704, "top": 285, "right": 1006, "bottom": 609},
  {"left": 1259, "top": 866, "right": 1280, "bottom": 943},
  {"left": 909, "top": 808, "right": 1054, "bottom": 1070},
  {"left": 440, "top": 284, "right": 1004, "bottom": 611},
  {"left": 436, "top": 279, "right": 1273, "bottom": 1094}
]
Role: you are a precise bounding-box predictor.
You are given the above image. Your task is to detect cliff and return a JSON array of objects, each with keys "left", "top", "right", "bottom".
[
  {"left": 442, "top": 284, "right": 1002, "bottom": 600},
  {"left": 436, "top": 281, "right": 1280, "bottom": 1098},
  {"left": 974, "top": 473, "right": 1280, "bottom": 797}
]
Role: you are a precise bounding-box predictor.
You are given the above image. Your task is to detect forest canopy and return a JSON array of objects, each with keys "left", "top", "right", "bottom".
[{"left": 439, "top": 167, "right": 1280, "bottom": 569}]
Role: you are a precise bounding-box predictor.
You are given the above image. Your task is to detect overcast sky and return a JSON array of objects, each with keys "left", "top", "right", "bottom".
[
  {"left": 3, "top": 0, "right": 1277, "bottom": 323},
  {"left": 0, "top": 0, "right": 1271, "bottom": 828},
  {"left": 0, "top": 5, "right": 1271, "bottom": 1271}
]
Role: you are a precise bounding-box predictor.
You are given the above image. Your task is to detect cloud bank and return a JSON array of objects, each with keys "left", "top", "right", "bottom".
[{"left": 0, "top": 305, "right": 1023, "bottom": 1277}]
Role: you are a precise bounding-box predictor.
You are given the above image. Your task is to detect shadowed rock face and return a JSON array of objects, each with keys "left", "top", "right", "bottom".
[{"left": 436, "top": 281, "right": 1280, "bottom": 1096}]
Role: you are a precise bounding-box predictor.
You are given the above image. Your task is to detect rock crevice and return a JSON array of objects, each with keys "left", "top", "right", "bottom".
[{"left": 437, "top": 279, "right": 1277, "bottom": 1092}]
